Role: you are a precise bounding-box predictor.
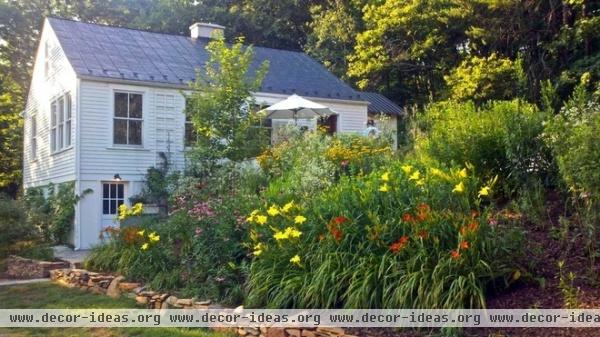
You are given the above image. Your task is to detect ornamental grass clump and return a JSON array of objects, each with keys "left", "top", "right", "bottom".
[{"left": 246, "top": 160, "right": 521, "bottom": 309}]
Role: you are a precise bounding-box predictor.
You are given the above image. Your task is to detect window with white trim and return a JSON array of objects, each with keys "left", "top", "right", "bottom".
[
  {"left": 184, "top": 99, "right": 197, "bottom": 147},
  {"left": 102, "top": 182, "right": 124, "bottom": 215},
  {"left": 50, "top": 93, "right": 72, "bottom": 153},
  {"left": 185, "top": 114, "right": 197, "bottom": 147},
  {"left": 44, "top": 40, "right": 50, "bottom": 78},
  {"left": 114, "top": 92, "right": 143, "bottom": 145},
  {"left": 31, "top": 113, "right": 37, "bottom": 159}
]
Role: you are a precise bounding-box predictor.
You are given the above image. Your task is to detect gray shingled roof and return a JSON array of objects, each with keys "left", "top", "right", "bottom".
[
  {"left": 358, "top": 92, "right": 404, "bottom": 115},
  {"left": 48, "top": 17, "right": 363, "bottom": 101}
]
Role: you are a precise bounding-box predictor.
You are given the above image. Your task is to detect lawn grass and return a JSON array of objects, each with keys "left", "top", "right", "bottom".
[{"left": 0, "top": 282, "right": 234, "bottom": 337}]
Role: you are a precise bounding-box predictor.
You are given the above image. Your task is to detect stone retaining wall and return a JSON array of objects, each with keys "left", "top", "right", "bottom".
[
  {"left": 50, "top": 268, "right": 358, "bottom": 337},
  {"left": 6, "top": 255, "right": 70, "bottom": 279}
]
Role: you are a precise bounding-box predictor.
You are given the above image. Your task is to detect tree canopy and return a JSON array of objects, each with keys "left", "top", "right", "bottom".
[{"left": 0, "top": 0, "right": 598, "bottom": 195}]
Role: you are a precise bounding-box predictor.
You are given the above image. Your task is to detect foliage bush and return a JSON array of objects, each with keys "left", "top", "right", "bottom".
[
  {"left": 545, "top": 87, "right": 600, "bottom": 201},
  {"left": 0, "top": 195, "right": 54, "bottom": 262},
  {"left": 257, "top": 130, "right": 393, "bottom": 201},
  {"left": 544, "top": 84, "right": 600, "bottom": 244},
  {"left": 415, "top": 100, "right": 555, "bottom": 196},
  {"left": 444, "top": 53, "right": 525, "bottom": 103},
  {"left": 246, "top": 160, "right": 522, "bottom": 309},
  {"left": 0, "top": 196, "right": 33, "bottom": 257},
  {"left": 86, "top": 165, "right": 263, "bottom": 305},
  {"left": 23, "top": 182, "right": 90, "bottom": 244}
]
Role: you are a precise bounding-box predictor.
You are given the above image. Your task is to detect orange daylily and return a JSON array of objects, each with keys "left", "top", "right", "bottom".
[{"left": 389, "top": 236, "right": 410, "bottom": 253}]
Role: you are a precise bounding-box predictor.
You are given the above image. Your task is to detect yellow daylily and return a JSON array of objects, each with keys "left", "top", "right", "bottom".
[
  {"left": 137, "top": 230, "right": 145, "bottom": 236},
  {"left": 131, "top": 203, "right": 144, "bottom": 216},
  {"left": 409, "top": 170, "right": 421, "bottom": 181},
  {"left": 401, "top": 165, "right": 413, "bottom": 174},
  {"left": 290, "top": 254, "right": 301, "bottom": 266},
  {"left": 267, "top": 205, "right": 280, "bottom": 217},
  {"left": 478, "top": 186, "right": 491, "bottom": 198},
  {"left": 273, "top": 231, "right": 289, "bottom": 241},
  {"left": 379, "top": 183, "right": 389, "bottom": 192},
  {"left": 430, "top": 168, "right": 444, "bottom": 177},
  {"left": 148, "top": 232, "right": 160, "bottom": 242},
  {"left": 246, "top": 209, "right": 260, "bottom": 222},
  {"left": 282, "top": 201, "right": 294, "bottom": 213},
  {"left": 141, "top": 243, "right": 149, "bottom": 250},
  {"left": 415, "top": 179, "right": 425, "bottom": 186},
  {"left": 294, "top": 215, "right": 307, "bottom": 224},
  {"left": 284, "top": 227, "right": 302, "bottom": 238},
  {"left": 381, "top": 171, "right": 390, "bottom": 182},
  {"left": 118, "top": 204, "right": 129, "bottom": 221},
  {"left": 453, "top": 181, "right": 465, "bottom": 193},
  {"left": 253, "top": 243, "right": 263, "bottom": 256},
  {"left": 255, "top": 215, "right": 268, "bottom": 225},
  {"left": 459, "top": 168, "right": 468, "bottom": 178}
]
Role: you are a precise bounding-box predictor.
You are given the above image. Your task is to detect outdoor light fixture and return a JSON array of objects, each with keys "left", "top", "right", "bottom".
[{"left": 114, "top": 174, "right": 122, "bottom": 181}]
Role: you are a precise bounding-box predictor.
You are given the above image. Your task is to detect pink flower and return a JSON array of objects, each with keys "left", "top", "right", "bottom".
[
  {"left": 194, "top": 227, "right": 203, "bottom": 237},
  {"left": 488, "top": 218, "right": 498, "bottom": 227},
  {"left": 188, "top": 201, "right": 215, "bottom": 220}
]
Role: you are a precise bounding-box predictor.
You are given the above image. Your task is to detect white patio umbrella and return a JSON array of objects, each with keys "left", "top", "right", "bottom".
[{"left": 264, "top": 94, "right": 337, "bottom": 125}]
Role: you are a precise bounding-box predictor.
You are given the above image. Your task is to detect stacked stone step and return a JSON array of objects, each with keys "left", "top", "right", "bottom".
[
  {"left": 6, "top": 255, "right": 69, "bottom": 279},
  {"left": 236, "top": 327, "right": 356, "bottom": 337},
  {"left": 50, "top": 268, "right": 359, "bottom": 337}
]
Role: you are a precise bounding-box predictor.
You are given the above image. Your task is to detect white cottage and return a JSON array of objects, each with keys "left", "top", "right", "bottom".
[{"left": 22, "top": 17, "right": 403, "bottom": 249}]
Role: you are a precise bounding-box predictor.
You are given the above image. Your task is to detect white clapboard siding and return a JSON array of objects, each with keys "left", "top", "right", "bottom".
[
  {"left": 254, "top": 92, "right": 369, "bottom": 133},
  {"left": 22, "top": 20, "right": 77, "bottom": 188},
  {"left": 78, "top": 81, "right": 188, "bottom": 181}
]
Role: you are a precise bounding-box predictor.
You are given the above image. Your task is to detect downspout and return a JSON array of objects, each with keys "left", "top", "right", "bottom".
[{"left": 75, "top": 77, "right": 82, "bottom": 250}]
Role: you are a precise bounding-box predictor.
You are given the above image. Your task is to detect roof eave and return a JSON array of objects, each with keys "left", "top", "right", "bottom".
[{"left": 78, "top": 75, "right": 369, "bottom": 105}]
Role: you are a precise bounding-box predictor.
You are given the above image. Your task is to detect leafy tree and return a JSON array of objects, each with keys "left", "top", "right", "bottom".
[
  {"left": 444, "top": 53, "right": 526, "bottom": 103},
  {"left": 186, "top": 37, "right": 269, "bottom": 173},
  {"left": 0, "top": 74, "right": 22, "bottom": 197},
  {"left": 305, "top": 0, "right": 364, "bottom": 79},
  {"left": 347, "top": 0, "right": 473, "bottom": 104}
]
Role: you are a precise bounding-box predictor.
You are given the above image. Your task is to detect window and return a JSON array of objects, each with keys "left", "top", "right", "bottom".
[
  {"left": 31, "top": 114, "right": 37, "bottom": 159},
  {"left": 185, "top": 114, "right": 197, "bottom": 147},
  {"left": 114, "top": 92, "right": 143, "bottom": 145},
  {"left": 44, "top": 41, "right": 50, "bottom": 78},
  {"left": 50, "top": 93, "right": 71, "bottom": 153},
  {"left": 102, "top": 183, "right": 124, "bottom": 215}
]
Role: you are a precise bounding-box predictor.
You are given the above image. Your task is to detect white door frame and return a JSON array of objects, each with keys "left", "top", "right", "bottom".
[{"left": 100, "top": 181, "right": 128, "bottom": 234}]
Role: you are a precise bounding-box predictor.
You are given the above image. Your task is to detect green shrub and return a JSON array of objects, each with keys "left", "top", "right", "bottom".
[
  {"left": 416, "top": 100, "right": 555, "bottom": 196},
  {"left": 246, "top": 160, "right": 522, "bottom": 309},
  {"left": 0, "top": 196, "right": 54, "bottom": 262},
  {"left": 23, "top": 182, "right": 90, "bottom": 244},
  {"left": 545, "top": 91, "right": 600, "bottom": 200},
  {"left": 17, "top": 243, "right": 54, "bottom": 261},
  {"left": 257, "top": 131, "right": 393, "bottom": 201},
  {"left": 444, "top": 54, "right": 526, "bottom": 103},
  {"left": 544, "top": 86, "right": 600, "bottom": 245},
  {"left": 0, "top": 196, "right": 36, "bottom": 257},
  {"left": 86, "top": 171, "right": 261, "bottom": 305}
]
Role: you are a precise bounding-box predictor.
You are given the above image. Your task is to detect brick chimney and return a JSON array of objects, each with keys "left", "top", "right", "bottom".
[{"left": 189, "top": 22, "right": 225, "bottom": 39}]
